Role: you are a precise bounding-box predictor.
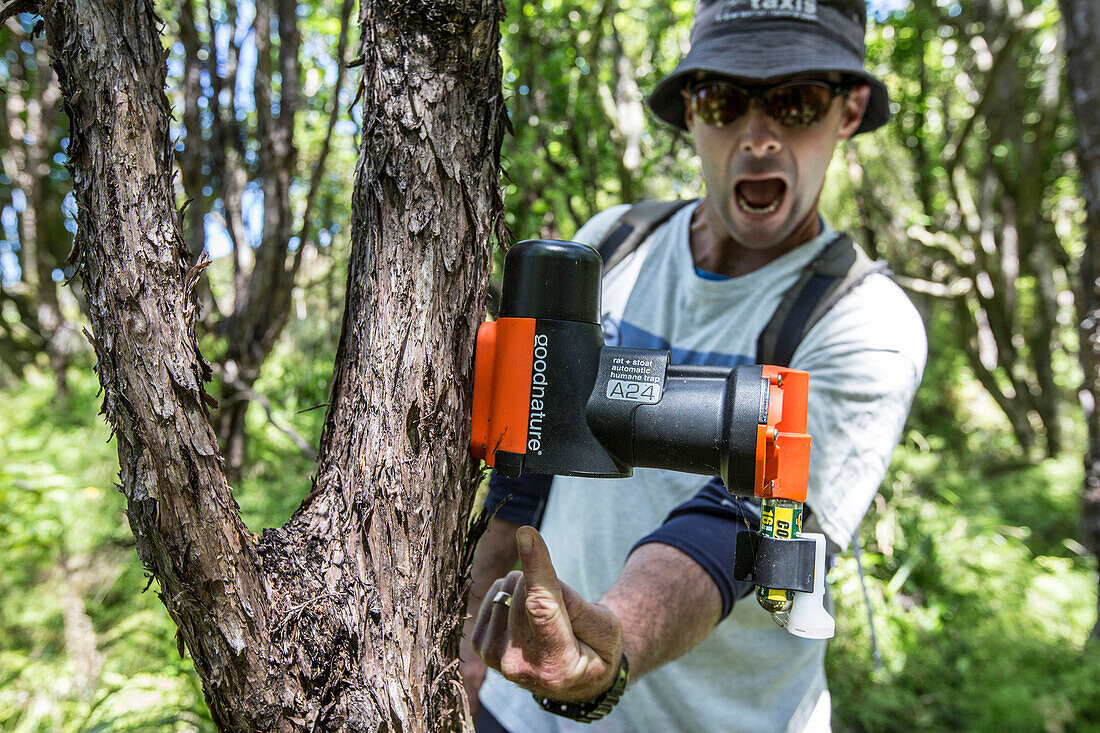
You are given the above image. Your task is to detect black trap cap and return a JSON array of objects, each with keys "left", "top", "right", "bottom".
[{"left": 499, "top": 239, "right": 602, "bottom": 324}]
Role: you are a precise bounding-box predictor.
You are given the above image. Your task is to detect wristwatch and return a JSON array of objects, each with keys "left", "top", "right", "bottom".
[{"left": 533, "top": 654, "right": 630, "bottom": 723}]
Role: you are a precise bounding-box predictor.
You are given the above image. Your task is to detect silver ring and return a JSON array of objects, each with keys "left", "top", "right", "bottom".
[{"left": 492, "top": 590, "right": 513, "bottom": 608}]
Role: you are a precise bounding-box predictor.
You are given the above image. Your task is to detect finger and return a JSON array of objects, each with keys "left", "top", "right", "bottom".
[
  {"left": 481, "top": 571, "right": 523, "bottom": 668},
  {"left": 470, "top": 577, "right": 504, "bottom": 653},
  {"left": 500, "top": 573, "right": 552, "bottom": 687},
  {"left": 516, "top": 526, "right": 573, "bottom": 644},
  {"left": 501, "top": 568, "right": 523, "bottom": 595},
  {"left": 507, "top": 573, "right": 530, "bottom": 644},
  {"left": 500, "top": 573, "right": 529, "bottom": 668}
]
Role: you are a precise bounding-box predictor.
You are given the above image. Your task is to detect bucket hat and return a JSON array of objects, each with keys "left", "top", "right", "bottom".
[{"left": 648, "top": 0, "right": 891, "bottom": 135}]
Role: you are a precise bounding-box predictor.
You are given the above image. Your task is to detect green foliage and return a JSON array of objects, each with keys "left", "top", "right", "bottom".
[
  {"left": 233, "top": 312, "right": 335, "bottom": 530},
  {"left": 823, "top": 0, "right": 1082, "bottom": 458},
  {"left": 2, "top": 0, "right": 1098, "bottom": 730},
  {"left": 0, "top": 368, "right": 212, "bottom": 732},
  {"left": 827, "top": 446, "right": 1100, "bottom": 732},
  {"left": 5, "top": 342, "right": 1097, "bottom": 731},
  {"left": 0, "top": 323, "right": 330, "bottom": 730},
  {"left": 499, "top": 0, "right": 699, "bottom": 242}
]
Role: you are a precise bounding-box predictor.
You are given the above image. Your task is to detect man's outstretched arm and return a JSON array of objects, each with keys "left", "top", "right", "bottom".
[
  {"left": 601, "top": 540, "right": 722, "bottom": 679},
  {"left": 470, "top": 525, "right": 722, "bottom": 702}
]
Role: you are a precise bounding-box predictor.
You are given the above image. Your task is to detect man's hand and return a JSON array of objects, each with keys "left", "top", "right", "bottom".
[{"left": 471, "top": 526, "right": 624, "bottom": 702}]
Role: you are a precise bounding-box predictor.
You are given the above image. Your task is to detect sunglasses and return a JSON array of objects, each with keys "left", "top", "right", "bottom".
[{"left": 689, "top": 79, "right": 852, "bottom": 129}]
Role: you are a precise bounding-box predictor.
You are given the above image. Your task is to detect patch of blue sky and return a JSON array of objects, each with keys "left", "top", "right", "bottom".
[
  {"left": 867, "top": 0, "right": 908, "bottom": 20},
  {"left": 205, "top": 216, "right": 234, "bottom": 260},
  {"left": 206, "top": 180, "right": 263, "bottom": 260},
  {"left": 303, "top": 34, "right": 341, "bottom": 85},
  {"left": 2, "top": 205, "right": 18, "bottom": 234},
  {"left": 0, "top": 240, "right": 20, "bottom": 287},
  {"left": 290, "top": 180, "right": 307, "bottom": 203},
  {"left": 336, "top": 119, "right": 358, "bottom": 137},
  {"left": 63, "top": 192, "right": 77, "bottom": 235},
  {"left": 243, "top": 181, "right": 264, "bottom": 249},
  {"left": 235, "top": 2, "right": 258, "bottom": 116},
  {"left": 0, "top": 205, "right": 20, "bottom": 286},
  {"left": 168, "top": 42, "right": 185, "bottom": 80},
  {"left": 213, "top": 21, "right": 231, "bottom": 77}
]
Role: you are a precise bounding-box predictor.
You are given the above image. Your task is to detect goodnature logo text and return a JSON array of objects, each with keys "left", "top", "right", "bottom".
[{"left": 527, "top": 333, "right": 549, "bottom": 453}]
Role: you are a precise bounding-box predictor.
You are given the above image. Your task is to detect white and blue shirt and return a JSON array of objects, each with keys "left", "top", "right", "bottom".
[{"left": 480, "top": 201, "right": 927, "bottom": 732}]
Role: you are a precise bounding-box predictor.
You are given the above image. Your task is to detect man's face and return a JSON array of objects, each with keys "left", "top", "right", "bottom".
[{"left": 682, "top": 75, "right": 870, "bottom": 252}]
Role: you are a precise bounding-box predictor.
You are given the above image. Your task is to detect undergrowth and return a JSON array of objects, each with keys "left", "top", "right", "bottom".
[{"left": 2, "top": 338, "right": 1097, "bottom": 731}]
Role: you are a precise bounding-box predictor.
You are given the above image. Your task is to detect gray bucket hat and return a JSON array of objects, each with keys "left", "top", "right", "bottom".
[{"left": 648, "top": 0, "right": 891, "bottom": 135}]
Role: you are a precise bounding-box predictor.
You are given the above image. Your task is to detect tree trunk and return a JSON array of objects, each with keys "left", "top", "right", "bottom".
[
  {"left": 212, "top": 0, "right": 302, "bottom": 482},
  {"left": 210, "top": 0, "right": 355, "bottom": 481},
  {"left": 885, "top": 3, "right": 1072, "bottom": 458},
  {"left": 3, "top": 22, "right": 72, "bottom": 391},
  {"left": 1060, "top": 0, "right": 1100, "bottom": 639},
  {"left": 24, "top": 0, "right": 506, "bottom": 728}
]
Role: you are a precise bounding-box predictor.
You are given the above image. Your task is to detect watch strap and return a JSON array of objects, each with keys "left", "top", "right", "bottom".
[{"left": 533, "top": 654, "right": 630, "bottom": 723}]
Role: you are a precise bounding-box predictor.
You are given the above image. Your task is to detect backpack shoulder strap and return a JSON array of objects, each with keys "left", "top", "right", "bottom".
[
  {"left": 756, "top": 234, "right": 890, "bottom": 367},
  {"left": 596, "top": 199, "right": 697, "bottom": 274}
]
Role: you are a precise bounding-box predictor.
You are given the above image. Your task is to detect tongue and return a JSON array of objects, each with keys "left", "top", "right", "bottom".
[{"left": 738, "top": 179, "right": 785, "bottom": 207}]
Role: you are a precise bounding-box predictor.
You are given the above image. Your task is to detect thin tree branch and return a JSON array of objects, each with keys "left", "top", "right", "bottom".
[
  {"left": 892, "top": 274, "right": 973, "bottom": 298},
  {"left": 942, "top": 25, "right": 1024, "bottom": 173},
  {"left": 211, "top": 363, "right": 318, "bottom": 460},
  {"left": 290, "top": 0, "right": 354, "bottom": 277}
]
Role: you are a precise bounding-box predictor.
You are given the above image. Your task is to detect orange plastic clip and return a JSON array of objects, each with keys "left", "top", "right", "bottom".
[
  {"left": 754, "top": 366, "right": 812, "bottom": 502},
  {"left": 469, "top": 317, "right": 537, "bottom": 466}
]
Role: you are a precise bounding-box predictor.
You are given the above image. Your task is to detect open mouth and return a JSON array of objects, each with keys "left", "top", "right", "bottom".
[{"left": 735, "top": 178, "right": 787, "bottom": 215}]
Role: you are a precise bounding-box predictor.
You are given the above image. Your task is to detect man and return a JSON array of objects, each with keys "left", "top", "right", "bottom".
[{"left": 462, "top": 1, "right": 927, "bottom": 730}]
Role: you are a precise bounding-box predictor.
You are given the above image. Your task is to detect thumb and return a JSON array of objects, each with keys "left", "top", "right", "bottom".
[{"left": 516, "top": 526, "right": 573, "bottom": 640}]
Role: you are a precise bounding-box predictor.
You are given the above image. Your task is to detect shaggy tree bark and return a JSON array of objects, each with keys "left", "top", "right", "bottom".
[
  {"left": 7, "top": 0, "right": 506, "bottom": 727},
  {"left": 1060, "top": 0, "right": 1100, "bottom": 639}
]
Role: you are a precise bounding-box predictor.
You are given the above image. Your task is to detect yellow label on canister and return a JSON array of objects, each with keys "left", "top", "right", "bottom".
[
  {"left": 763, "top": 587, "right": 789, "bottom": 602},
  {"left": 761, "top": 504, "right": 801, "bottom": 539},
  {"left": 756, "top": 499, "right": 805, "bottom": 614}
]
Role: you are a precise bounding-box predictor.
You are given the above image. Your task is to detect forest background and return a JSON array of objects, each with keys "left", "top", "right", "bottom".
[{"left": 1, "top": 0, "right": 1098, "bottom": 730}]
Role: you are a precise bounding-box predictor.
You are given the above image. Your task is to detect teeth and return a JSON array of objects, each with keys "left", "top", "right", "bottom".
[{"left": 737, "top": 191, "right": 781, "bottom": 214}]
